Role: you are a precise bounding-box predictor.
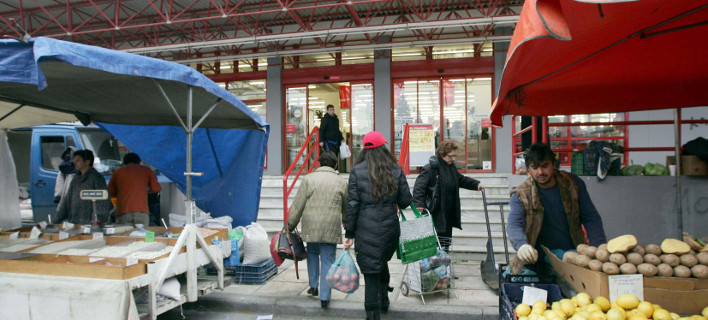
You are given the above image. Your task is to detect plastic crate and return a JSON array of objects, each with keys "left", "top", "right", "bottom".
[
  {"left": 571, "top": 152, "right": 585, "bottom": 175},
  {"left": 501, "top": 283, "right": 562, "bottom": 320},
  {"left": 232, "top": 258, "right": 278, "bottom": 285}
]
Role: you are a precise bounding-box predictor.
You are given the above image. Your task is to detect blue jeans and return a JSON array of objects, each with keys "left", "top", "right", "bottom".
[{"left": 306, "top": 242, "right": 336, "bottom": 302}]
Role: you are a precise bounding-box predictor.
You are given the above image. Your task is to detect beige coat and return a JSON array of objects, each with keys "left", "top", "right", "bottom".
[{"left": 287, "top": 166, "right": 347, "bottom": 244}]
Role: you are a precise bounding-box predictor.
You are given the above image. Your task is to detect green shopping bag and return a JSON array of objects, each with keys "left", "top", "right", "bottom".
[{"left": 396, "top": 204, "right": 439, "bottom": 264}]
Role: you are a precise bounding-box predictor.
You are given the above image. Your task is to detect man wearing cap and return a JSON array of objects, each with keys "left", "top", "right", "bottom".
[{"left": 108, "top": 153, "right": 161, "bottom": 226}]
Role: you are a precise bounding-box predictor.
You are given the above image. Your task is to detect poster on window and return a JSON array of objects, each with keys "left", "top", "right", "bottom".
[{"left": 407, "top": 123, "right": 436, "bottom": 167}]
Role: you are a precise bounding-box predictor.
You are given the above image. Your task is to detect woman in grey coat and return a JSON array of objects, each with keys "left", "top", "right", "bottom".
[{"left": 344, "top": 131, "right": 412, "bottom": 320}]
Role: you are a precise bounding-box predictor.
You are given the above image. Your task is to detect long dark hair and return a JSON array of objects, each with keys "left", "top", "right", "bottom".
[{"left": 355, "top": 146, "right": 398, "bottom": 201}]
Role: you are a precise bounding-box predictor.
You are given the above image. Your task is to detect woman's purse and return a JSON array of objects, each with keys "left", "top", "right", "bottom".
[{"left": 275, "top": 227, "right": 307, "bottom": 279}]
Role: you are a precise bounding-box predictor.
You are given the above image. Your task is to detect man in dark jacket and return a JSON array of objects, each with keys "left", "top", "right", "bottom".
[
  {"left": 319, "top": 104, "right": 344, "bottom": 157},
  {"left": 56, "top": 149, "right": 111, "bottom": 224},
  {"left": 413, "top": 140, "right": 483, "bottom": 251}
]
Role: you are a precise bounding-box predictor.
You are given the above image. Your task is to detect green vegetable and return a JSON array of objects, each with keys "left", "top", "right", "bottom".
[
  {"left": 644, "top": 162, "right": 668, "bottom": 176},
  {"left": 621, "top": 161, "right": 644, "bottom": 176}
]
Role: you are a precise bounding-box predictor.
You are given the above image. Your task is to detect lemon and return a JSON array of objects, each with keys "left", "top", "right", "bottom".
[
  {"left": 560, "top": 299, "right": 575, "bottom": 316},
  {"left": 534, "top": 300, "right": 549, "bottom": 310},
  {"left": 616, "top": 294, "right": 640, "bottom": 310},
  {"left": 529, "top": 314, "right": 540, "bottom": 320},
  {"left": 636, "top": 301, "right": 654, "bottom": 318},
  {"left": 606, "top": 308, "right": 624, "bottom": 320},
  {"left": 576, "top": 293, "right": 592, "bottom": 307},
  {"left": 671, "top": 312, "right": 680, "bottom": 320},
  {"left": 652, "top": 309, "right": 672, "bottom": 320},
  {"left": 543, "top": 310, "right": 559, "bottom": 319},
  {"left": 588, "top": 310, "right": 607, "bottom": 320},
  {"left": 654, "top": 304, "right": 663, "bottom": 311},
  {"left": 703, "top": 306, "right": 708, "bottom": 318},
  {"left": 570, "top": 314, "right": 588, "bottom": 320},
  {"left": 519, "top": 317, "right": 529, "bottom": 320},
  {"left": 516, "top": 303, "right": 532, "bottom": 317},
  {"left": 593, "top": 296, "right": 611, "bottom": 312},
  {"left": 585, "top": 304, "right": 602, "bottom": 314},
  {"left": 690, "top": 316, "right": 707, "bottom": 320},
  {"left": 610, "top": 306, "right": 626, "bottom": 319}
]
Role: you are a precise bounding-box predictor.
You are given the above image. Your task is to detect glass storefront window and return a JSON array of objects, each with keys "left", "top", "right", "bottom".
[
  {"left": 227, "top": 80, "right": 267, "bottom": 120},
  {"left": 350, "top": 84, "right": 374, "bottom": 162},
  {"left": 286, "top": 87, "right": 308, "bottom": 170},
  {"left": 466, "top": 77, "right": 493, "bottom": 170}
]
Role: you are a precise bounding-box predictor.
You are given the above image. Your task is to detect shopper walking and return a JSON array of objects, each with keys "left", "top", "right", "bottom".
[
  {"left": 343, "top": 131, "right": 412, "bottom": 320},
  {"left": 413, "top": 140, "right": 483, "bottom": 251},
  {"left": 287, "top": 151, "right": 347, "bottom": 309},
  {"left": 319, "top": 104, "right": 344, "bottom": 158}
]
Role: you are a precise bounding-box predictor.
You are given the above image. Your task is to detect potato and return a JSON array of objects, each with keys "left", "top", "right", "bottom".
[
  {"left": 627, "top": 252, "right": 644, "bottom": 265},
  {"left": 577, "top": 244, "right": 589, "bottom": 255},
  {"left": 563, "top": 251, "right": 579, "bottom": 263},
  {"left": 643, "top": 253, "right": 661, "bottom": 266},
  {"left": 637, "top": 263, "right": 658, "bottom": 277},
  {"left": 684, "top": 235, "right": 703, "bottom": 252},
  {"left": 609, "top": 253, "right": 627, "bottom": 265},
  {"left": 575, "top": 255, "right": 592, "bottom": 268},
  {"left": 595, "top": 248, "right": 610, "bottom": 262},
  {"left": 585, "top": 246, "right": 598, "bottom": 259},
  {"left": 602, "top": 262, "right": 620, "bottom": 275},
  {"left": 673, "top": 265, "right": 691, "bottom": 278},
  {"left": 680, "top": 254, "right": 698, "bottom": 267},
  {"left": 691, "top": 264, "right": 708, "bottom": 279},
  {"left": 698, "top": 251, "right": 708, "bottom": 265},
  {"left": 657, "top": 263, "right": 673, "bottom": 277},
  {"left": 661, "top": 238, "right": 692, "bottom": 255},
  {"left": 620, "top": 263, "right": 638, "bottom": 274},
  {"left": 660, "top": 254, "right": 680, "bottom": 267},
  {"left": 608, "top": 234, "right": 638, "bottom": 253},
  {"left": 645, "top": 244, "right": 662, "bottom": 256},
  {"left": 598, "top": 243, "right": 608, "bottom": 251},
  {"left": 589, "top": 259, "right": 603, "bottom": 271},
  {"left": 629, "top": 245, "right": 646, "bottom": 256}
]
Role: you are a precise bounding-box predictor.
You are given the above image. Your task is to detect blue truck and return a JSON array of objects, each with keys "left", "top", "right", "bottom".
[{"left": 7, "top": 124, "right": 124, "bottom": 224}]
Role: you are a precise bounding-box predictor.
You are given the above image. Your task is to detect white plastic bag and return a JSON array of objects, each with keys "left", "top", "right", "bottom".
[
  {"left": 241, "top": 222, "right": 271, "bottom": 265},
  {"left": 339, "top": 143, "right": 351, "bottom": 159}
]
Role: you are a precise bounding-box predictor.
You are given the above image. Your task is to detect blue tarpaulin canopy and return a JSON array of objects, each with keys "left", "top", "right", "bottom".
[{"left": 0, "top": 37, "right": 269, "bottom": 227}]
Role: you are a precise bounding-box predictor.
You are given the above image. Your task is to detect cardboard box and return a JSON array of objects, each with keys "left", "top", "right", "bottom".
[
  {"left": 667, "top": 155, "right": 708, "bottom": 176},
  {"left": 543, "top": 247, "right": 708, "bottom": 314}
]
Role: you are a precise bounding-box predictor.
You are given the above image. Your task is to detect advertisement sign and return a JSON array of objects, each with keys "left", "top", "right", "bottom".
[
  {"left": 286, "top": 123, "right": 296, "bottom": 133},
  {"left": 339, "top": 85, "right": 351, "bottom": 108},
  {"left": 407, "top": 123, "right": 436, "bottom": 167}
]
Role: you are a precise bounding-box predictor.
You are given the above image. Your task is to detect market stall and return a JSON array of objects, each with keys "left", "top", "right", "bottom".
[
  {"left": 489, "top": 0, "right": 708, "bottom": 317},
  {"left": 0, "top": 36, "right": 267, "bottom": 319}
]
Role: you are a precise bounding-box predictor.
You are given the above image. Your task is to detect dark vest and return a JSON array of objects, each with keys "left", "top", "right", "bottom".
[{"left": 512, "top": 170, "right": 587, "bottom": 248}]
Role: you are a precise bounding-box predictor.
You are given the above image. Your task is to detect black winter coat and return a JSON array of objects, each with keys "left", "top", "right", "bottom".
[
  {"left": 345, "top": 161, "right": 412, "bottom": 274},
  {"left": 319, "top": 113, "right": 343, "bottom": 144},
  {"left": 412, "top": 156, "right": 480, "bottom": 233}
]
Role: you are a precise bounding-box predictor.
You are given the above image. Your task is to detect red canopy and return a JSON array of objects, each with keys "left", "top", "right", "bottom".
[{"left": 490, "top": 0, "right": 708, "bottom": 126}]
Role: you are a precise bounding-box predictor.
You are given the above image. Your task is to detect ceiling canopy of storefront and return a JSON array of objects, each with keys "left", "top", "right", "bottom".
[{"left": 0, "top": 0, "right": 522, "bottom": 67}]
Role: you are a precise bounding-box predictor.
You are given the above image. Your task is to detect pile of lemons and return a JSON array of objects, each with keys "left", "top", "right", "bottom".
[{"left": 514, "top": 292, "right": 708, "bottom": 320}]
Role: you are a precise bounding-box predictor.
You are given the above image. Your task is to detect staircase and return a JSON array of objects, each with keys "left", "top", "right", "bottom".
[{"left": 256, "top": 173, "right": 516, "bottom": 262}]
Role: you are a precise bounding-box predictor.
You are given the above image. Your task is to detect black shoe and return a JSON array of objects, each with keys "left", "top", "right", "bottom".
[
  {"left": 320, "top": 300, "right": 329, "bottom": 309},
  {"left": 366, "top": 311, "right": 381, "bottom": 320},
  {"left": 307, "top": 287, "right": 318, "bottom": 297},
  {"left": 380, "top": 286, "right": 391, "bottom": 314}
]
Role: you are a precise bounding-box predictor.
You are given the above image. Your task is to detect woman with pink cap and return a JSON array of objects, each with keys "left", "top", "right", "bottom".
[{"left": 343, "top": 131, "right": 412, "bottom": 320}]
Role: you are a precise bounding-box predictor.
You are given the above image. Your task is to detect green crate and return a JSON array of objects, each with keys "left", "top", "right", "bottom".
[{"left": 571, "top": 152, "right": 585, "bottom": 175}]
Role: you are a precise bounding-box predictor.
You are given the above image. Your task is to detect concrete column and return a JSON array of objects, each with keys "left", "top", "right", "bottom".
[
  {"left": 265, "top": 56, "right": 283, "bottom": 175},
  {"left": 494, "top": 27, "right": 513, "bottom": 173},
  {"left": 374, "top": 46, "right": 392, "bottom": 145}
]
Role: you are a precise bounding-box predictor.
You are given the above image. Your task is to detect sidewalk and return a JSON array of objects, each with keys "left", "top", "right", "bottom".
[{"left": 191, "top": 257, "right": 501, "bottom": 319}]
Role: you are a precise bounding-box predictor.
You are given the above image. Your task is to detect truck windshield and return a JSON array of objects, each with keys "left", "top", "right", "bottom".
[{"left": 79, "top": 130, "right": 122, "bottom": 174}]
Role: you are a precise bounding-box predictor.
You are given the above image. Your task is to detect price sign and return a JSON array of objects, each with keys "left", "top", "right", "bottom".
[{"left": 609, "top": 274, "right": 643, "bottom": 302}]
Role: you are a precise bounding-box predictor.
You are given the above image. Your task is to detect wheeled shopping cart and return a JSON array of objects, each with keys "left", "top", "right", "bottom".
[{"left": 399, "top": 235, "right": 459, "bottom": 304}]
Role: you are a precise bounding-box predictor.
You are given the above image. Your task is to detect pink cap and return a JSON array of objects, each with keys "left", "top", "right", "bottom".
[{"left": 363, "top": 131, "right": 387, "bottom": 149}]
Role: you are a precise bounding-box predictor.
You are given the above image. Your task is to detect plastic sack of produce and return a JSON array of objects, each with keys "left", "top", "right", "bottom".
[
  {"left": 428, "top": 249, "right": 451, "bottom": 269},
  {"left": 421, "top": 269, "right": 441, "bottom": 292},
  {"left": 325, "top": 250, "right": 360, "bottom": 293}
]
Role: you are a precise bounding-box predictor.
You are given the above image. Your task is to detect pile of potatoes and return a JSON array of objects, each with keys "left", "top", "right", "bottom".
[{"left": 562, "top": 235, "right": 708, "bottom": 279}]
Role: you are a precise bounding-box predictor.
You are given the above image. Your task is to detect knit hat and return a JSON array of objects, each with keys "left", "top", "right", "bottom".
[{"left": 363, "top": 131, "right": 387, "bottom": 149}]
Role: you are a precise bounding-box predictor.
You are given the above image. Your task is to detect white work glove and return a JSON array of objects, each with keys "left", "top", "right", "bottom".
[{"left": 517, "top": 244, "right": 538, "bottom": 264}]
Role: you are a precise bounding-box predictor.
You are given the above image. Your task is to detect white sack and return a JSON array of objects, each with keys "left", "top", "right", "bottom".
[{"left": 241, "top": 222, "right": 271, "bottom": 265}]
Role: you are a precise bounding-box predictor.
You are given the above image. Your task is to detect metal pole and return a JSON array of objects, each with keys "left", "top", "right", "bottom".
[
  {"left": 186, "top": 87, "right": 194, "bottom": 225},
  {"left": 674, "top": 108, "right": 683, "bottom": 238}
]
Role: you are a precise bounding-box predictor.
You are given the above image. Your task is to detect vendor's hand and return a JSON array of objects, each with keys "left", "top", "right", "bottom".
[
  {"left": 477, "top": 184, "right": 485, "bottom": 191},
  {"left": 319, "top": 142, "right": 324, "bottom": 147},
  {"left": 343, "top": 238, "right": 353, "bottom": 250},
  {"left": 517, "top": 244, "right": 538, "bottom": 264}
]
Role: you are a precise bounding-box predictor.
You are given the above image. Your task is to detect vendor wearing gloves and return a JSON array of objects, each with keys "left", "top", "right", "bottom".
[{"left": 507, "top": 143, "right": 606, "bottom": 274}]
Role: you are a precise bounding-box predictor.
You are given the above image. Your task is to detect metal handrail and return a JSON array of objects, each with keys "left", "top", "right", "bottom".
[
  {"left": 398, "top": 123, "right": 410, "bottom": 175},
  {"left": 283, "top": 127, "right": 320, "bottom": 223}
]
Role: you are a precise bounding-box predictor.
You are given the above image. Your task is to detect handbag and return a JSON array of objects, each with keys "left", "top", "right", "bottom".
[
  {"left": 269, "top": 234, "right": 285, "bottom": 267},
  {"left": 276, "top": 227, "right": 307, "bottom": 279},
  {"left": 339, "top": 143, "right": 351, "bottom": 159},
  {"left": 396, "top": 204, "right": 439, "bottom": 264}
]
